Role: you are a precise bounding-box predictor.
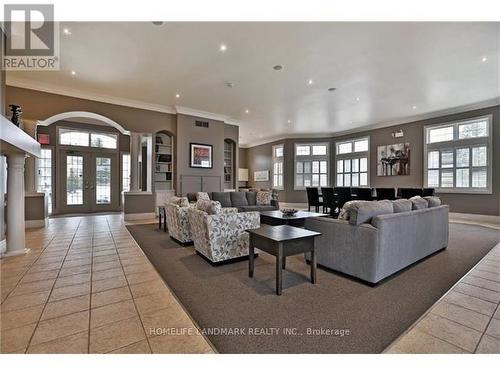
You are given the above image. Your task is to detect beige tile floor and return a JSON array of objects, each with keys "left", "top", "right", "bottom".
[
  {"left": 385, "top": 242, "right": 500, "bottom": 354},
  {"left": 0, "top": 214, "right": 214, "bottom": 354}
]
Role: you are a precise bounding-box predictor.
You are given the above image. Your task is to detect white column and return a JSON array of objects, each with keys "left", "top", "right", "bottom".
[
  {"left": 129, "top": 132, "right": 142, "bottom": 192},
  {"left": 3, "top": 153, "right": 30, "bottom": 257}
]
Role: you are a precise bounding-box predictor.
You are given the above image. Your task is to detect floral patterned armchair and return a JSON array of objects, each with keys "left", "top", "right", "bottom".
[
  {"left": 165, "top": 203, "right": 193, "bottom": 245},
  {"left": 187, "top": 207, "right": 260, "bottom": 264}
]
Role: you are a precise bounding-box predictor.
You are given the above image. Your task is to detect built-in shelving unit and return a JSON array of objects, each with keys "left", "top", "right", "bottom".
[
  {"left": 224, "top": 140, "right": 233, "bottom": 190},
  {"left": 154, "top": 131, "right": 173, "bottom": 191}
]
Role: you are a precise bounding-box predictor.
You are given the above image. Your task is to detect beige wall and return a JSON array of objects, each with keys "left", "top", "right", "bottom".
[
  {"left": 6, "top": 86, "right": 176, "bottom": 134},
  {"left": 246, "top": 105, "right": 500, "bottom": 215}
]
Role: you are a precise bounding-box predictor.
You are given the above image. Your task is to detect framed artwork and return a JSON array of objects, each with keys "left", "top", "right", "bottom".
[
  {"left": 377, "top": 143, "right": 410, "bottom": 176},
  {"left": 254, "top": 170, "right": 269, "bottom": 181},
  {"left": 190, "top": 143, "right": 213, "bottom": 169}
]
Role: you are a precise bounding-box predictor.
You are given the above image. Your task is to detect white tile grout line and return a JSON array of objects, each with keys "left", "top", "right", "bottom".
[
  {"left": 383, "top": 241, "right": 500, "bottom": 354},
  {"left": 122, "top": 219, "right": 218, "bottom": 354}
]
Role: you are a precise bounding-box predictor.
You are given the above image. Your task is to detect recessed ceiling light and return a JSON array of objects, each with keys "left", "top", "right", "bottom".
[
  {"left": 71, "top": 70, "right": 76, "bottom": 76},
  {"left": 308, "top": 79, "right": 313, "bottom": 85},
  {"left": 245, "top": 109, "right": 249, "bottom": 114},
  {"left": 219, "top": 44, "right": 227, "bottom": 52},
  {"left": 175, "top": 93, "right": 180, "bottom": 98},
  {"left": 328, "top": 87, "right": 336, "bottom": 92},
  {"left": 273, "top": 65, "right": 283, "bottom": 71},
  {"left": 287, "top": 119, "right": 291, "bottom": 124},
  {"left": 63, "top": 28, "right": 71, "bottom": 35},
  {"left": 225, "top": 82, "right": 234, "bottom": 88},
  {"left": 152, "top": 21, "right": 164, "bottom": 26},
  {"left": 412, "top": 105, "right": 417, "bottom": 110},
  {"left": 482, "top": 56, "right": 488, "bottom": 62},
  {"left": 355, "top": 97, "right": 360, "bottom": 102}
]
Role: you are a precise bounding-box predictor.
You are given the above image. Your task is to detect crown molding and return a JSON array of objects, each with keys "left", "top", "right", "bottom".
[
  {"left": 6, "top": 77, "right": 176, "bottom": 114},
  {"left": 241, "top": 97, "right": 500, "bottom": 148}
]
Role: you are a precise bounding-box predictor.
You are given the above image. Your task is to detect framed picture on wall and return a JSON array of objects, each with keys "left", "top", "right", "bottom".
[
  {"left": 377, "top": 143, "right": 410, "bottom": 176},
  {"left": 254, "top": 170, "right": 269, "bottom": 181},
  {"left": 190, "top": 143, "right": 213, "bottom": 168}
]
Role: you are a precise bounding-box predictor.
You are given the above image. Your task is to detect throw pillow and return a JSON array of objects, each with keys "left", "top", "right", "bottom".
[
  {"left": 256, "top": 191, "right": 272, "bottom": 205},
  {"left": 169, "top": 196, "right": 189, "bottom": 207},
  {"left": 424, "top": 196, "right": 441, "bottom": 208},
  {"left": 392, "top": 199, "right": 412, "bottom": 213},
  {"left": 347, "top": 200, "right": 394, "bottom": 225},
  {"left": 409, "top": 196, "right": 428, "bottom": 210},
  {"left": 338, "top": 200, "right": 365, "bottom": 220},
  {"left": 196, "top": 192, "right": 210, "bottom": 201},
  {"left": 196, "top": 199, "right": 222, "bottom": 215}
]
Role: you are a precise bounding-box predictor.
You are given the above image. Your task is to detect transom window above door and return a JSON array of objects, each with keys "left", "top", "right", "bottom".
[{"left": 59, "top": 128, "right": 118, "bottom": 149}]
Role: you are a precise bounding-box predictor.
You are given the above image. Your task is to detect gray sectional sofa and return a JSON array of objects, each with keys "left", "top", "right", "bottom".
[
  {"left": 186, "top": 191, "right": 279, "bottom": 212},
  {"left": 304, "top": 199, "right": 449, "bottom": 284}
]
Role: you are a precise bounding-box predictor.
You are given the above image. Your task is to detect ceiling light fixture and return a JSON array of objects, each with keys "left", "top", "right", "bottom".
[
  {"left": 219, "top": 44, "right": 227, "bottom": 52},
  {"left": 175, "top": 93, "right": 180, "bottom": 98},
  {"left": 328, "top": 87, "right": 336, "bottom": 92},
  {"left": 225, "top": 81, "right": 234, "bottom": 88},
  {"left": 245, "top": 109, "right": 249, "bottom": 114},
  {"left": 273, "top": 65, "right": 283, "bottom": 71},
  {"left": 412, "top": 105, "right": 417, "bottom": 109},
  {"left": 308, "top": 79, "right": 313, "bottom": 85},
  {"left": 152, "top": 21, "right": 164, "bottom": 26},
  {"left": 71, "top": 70, "right": 76, "bottom": 76},
  {"left": 355, "top": 97, "right": 360, "bottom": 102},
  {"left": 63, "top": 28, "right": 71, "bottom": 35},
  {"left": 482, "top": 56, "right": 488, "bottom": 62},
  {"left": 287, "top": 120, "right": 291, "bottom": 124}
]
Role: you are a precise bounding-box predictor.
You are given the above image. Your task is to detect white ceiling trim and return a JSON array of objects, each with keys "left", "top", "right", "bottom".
[
  {"left": 240, "top": 97, "right": 500, "bottom": 148},
  {"left": 6, "top": 77, "right": 176, "bottom": 114},
  {"left": 175, "top": 105, "right": 241, "bottom": 125}
]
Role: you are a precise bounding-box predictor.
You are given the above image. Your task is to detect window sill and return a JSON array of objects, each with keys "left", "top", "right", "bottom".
[{"left": 433, "top": 188, "right": 492, "bottom": 195}]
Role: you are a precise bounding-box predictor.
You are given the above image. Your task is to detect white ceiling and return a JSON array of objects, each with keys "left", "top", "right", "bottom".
[{"left": 7, "top": 22, "right": 500, "bottom": 147}]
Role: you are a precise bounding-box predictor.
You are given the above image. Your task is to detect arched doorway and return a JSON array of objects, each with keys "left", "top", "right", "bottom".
[{"left": 36, "top": 112, "right": 130, "bottom": 215}]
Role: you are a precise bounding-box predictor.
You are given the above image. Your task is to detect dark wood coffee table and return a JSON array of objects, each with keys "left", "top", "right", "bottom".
[
  {"left": 260, "top": 210, "right": 328, "bottom": 227},
  {"left": 246, "top": 224, "right": 321, "bottom": 295}
]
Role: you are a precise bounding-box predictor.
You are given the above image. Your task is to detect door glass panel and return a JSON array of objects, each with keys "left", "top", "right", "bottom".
[
  {"left": 66, "top": 155, "right": 83, "bottom": 205},
  {"left": 96, "top": 157, "right": 111, "bottom": 204}
]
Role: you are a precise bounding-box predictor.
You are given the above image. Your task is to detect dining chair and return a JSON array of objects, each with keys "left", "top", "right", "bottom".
[{"left": 306, "top": 187, "right": 323, "bottom": 213}]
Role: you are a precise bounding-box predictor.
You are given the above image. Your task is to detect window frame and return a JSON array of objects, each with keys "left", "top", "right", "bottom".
[
  {"left": 423, "top": 115, "right": 492, "bottom": 194},
  {"left": 335, "top": 136, "right": 370, "bottom": 187},
  {"left": 272, "top": 144, "right": 284, "bottom": 190},
  {"left": 293, "top": 142, "right": 329, "bottom": 190}
]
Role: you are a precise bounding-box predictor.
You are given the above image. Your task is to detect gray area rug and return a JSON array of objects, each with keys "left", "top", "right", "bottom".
[{"left": 126, "top": 223, "right": 499, "bottom": 353}]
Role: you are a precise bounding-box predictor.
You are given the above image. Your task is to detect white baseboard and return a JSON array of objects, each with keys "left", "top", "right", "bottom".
[
  {"left": 25, "top": 218, "right": 48, "bottom": 228},
  {"left": 124, "top": 212, "right": 156, "bottom": 221}
]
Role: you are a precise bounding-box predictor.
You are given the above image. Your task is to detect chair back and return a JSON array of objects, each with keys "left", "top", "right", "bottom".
[
  {"left": 375, "top": 188, "right": 396, "bottom": 201},
  {"left": 422, "top": 188, "right": 435, "bottom": 196},
  {"left": 306, "top": 187, "right": 320, "bottom": 206},
  {"left": 351, "top": 187, "right": 374, "bottom": 201},
  {"left": 398, "top": 188, "right": 424, "bottom": 199},
  {"left": 321, "top": 187, "right": 335, "bottom": 211},
  {"left": 333, "top": 187, "right": 352, "bottom": 209}
]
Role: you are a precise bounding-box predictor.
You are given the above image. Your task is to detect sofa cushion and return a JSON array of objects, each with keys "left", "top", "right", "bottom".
[
  {"left": 238, "top": 205, "right": 276, "bottom": 212},
  {"left": 230, "top": 192, "right": 248, "bottom": 207},
  {"left": 256, "top": 191, "right": 272, "bottom": 205},
  {"left": 211, "top": 192, "right": 232, "bottom": 207},
  {"left": 196, "top": 199, "right": 222, "bottom": 215},
  {"left": 347, "top": 200, "right": 394, "bottom": 225},
  {"left": 196, "top": 192, "right": 210, "bottom": 201},
  {"left": 169, "top": 196, "right": 189, "bottom": 207},
  {"left": 409, "top": 196, "right": 428, "bottom": 210},
  {"left": 424, "top": 196, "right": 441, "bottom": 208},
  {"left": 245, "top": 191, "right": 257, "bottom": 205},
  {"left": 392, "top": 199, "right": 412, "bottom": 213}
]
